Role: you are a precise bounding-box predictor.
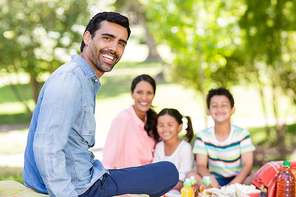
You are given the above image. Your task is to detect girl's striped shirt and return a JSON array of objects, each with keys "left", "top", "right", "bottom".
[{"left": 193, "top": 124, "right": 255, "bottom": 178}]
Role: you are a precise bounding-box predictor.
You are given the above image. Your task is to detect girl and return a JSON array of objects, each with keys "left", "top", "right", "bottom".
[
  {"left": 102, "top": 74, "right": 158, "bottom": 169},
  {"left": 153, "top": 108, "right": 194, "bottom": 191}
]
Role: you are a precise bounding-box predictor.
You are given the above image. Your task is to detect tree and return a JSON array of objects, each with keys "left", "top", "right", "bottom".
[
  {"left": 141, "top": 0, "right": 245, "bottom": 126},
  {"left": 0, "top": 0, "right": 90, "bottom": 115},
  {"left": 140, "top": 0, "right": 296, "bottom": 161},
  {"left": 114, "top": 0, "right": 163, "bottom": 62},
  {"left": 238, "top": 0, "right": 296, "bottom": 156}
]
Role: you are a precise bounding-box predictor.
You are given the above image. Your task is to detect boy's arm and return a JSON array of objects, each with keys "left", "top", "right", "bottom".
[
  {"left": 196, "top": 154, "right": 221, "bottom": 188},
  {"left": 228, "top": 151, "right": 253, "bottom": 185}
]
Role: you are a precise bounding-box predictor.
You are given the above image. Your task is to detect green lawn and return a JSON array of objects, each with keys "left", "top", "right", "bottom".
[{"left": 0, "top": 166, "right": 24, "bottom": 183}]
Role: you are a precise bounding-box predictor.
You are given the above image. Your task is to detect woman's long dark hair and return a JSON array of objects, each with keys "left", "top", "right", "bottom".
[
  {"left": 153, "top": 108, "right": 194, "bottom": 143},
  {"left": 131, "top": 74, "right": 158, "bottom": 141}
]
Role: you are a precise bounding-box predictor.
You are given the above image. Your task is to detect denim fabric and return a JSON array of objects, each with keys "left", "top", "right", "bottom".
[
  {"left": 216, "top": 176, "right": 235, "bottom": 186},
  {"left": 23, "top": 55, "right": 108, "bottom": 197},
  {"left": 79, "top": 161, "right": 179, "bottom": 197}
]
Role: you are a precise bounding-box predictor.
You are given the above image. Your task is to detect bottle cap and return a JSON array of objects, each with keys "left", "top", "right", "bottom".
[
  {"left": 184, "top": 178, "right": 192, "bottom": 187},
  {"left": 203, "top": 176, "right": 211, "bottom": 181},
  {"left": 190, "top": 176, "right": 197, "bottom": 184},
  {"left": 283, "top": 161, "right": 291, "bottom": 166},
  {"left": 202, "top": 176, "right": 212, "bottom": 185}
]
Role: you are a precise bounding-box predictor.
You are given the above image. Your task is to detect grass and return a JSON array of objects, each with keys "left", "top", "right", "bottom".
[
  {"left": 0, "top": 130, "right": 28, "bottom": 155},
  {"left": 0, "top": 166, "right": 24, "bottom": 184},
  {"left": 0, "top": 61, "right": 296, "bottom": 183}
]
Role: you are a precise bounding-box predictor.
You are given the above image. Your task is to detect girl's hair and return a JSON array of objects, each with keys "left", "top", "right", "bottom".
[
  {"left": 131, "top": 74, "right": 157, "bottom": 141},
  {"left": 153, "top": 108, "right": 194, "bottom": 142}
]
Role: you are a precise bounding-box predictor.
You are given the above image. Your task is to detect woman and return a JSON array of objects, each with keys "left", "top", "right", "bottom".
[{"left": 102, "top": 74, "right": 158, "bottom": 169}]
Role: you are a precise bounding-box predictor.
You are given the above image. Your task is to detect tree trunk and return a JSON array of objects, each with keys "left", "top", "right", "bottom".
[
  {"left": 197, "top": 46, "right": 208, "bottom": 129},
  {"left": 255, "top": 69, "right": 271, "bottom": 137},
  {"left": 143, "top": 24, "right": 163, "bottom": 62},
  {"left": 271, "top": 83, "right": 287, "bottom": 153},
  {"left": 29, "top": 73, "right": 39, "bottom": 105},
  {"left": 130, "top": 0, "right": 163, "bottom": 62}
]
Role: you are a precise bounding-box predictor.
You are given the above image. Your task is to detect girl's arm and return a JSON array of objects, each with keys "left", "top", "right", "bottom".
[
  {"left": 152, "top": 142, "right": 162, "bottom": 163},
  {"left": 178, "top": 142, "right": 194, "bottom": 182}
]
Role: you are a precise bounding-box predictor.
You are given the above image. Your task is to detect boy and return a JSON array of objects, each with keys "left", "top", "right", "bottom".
[{"left": 186, "top": 87, "right": 255, "bottom": 188}]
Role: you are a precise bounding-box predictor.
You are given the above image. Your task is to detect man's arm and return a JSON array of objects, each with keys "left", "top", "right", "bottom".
[
  {"left": 228, "top": 151, "right": 253, "bottom": 185},
  {"left": 196, "top": 154, "right": 221, "bottom": 188},
  {"left": 33, "top": 72, "right": 81, "bottom": 196}
]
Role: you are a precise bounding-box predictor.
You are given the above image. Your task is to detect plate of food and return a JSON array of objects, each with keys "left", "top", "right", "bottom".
[{"left": 200, "top": 183, "right": 261, "bottom": 197}]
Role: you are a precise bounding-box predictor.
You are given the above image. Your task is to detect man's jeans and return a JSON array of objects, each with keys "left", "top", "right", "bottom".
[{"left": 79, "top": 161, "right": 179, "bottom": 197}]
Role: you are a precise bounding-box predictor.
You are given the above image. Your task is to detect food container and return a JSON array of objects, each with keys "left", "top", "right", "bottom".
[{"left": 247, "top": 192, "right": 261, "bottom": 197}]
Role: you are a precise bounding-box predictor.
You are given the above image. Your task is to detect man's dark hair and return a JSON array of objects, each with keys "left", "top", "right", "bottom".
[
  {"left": 80, "top": 12, "right": 131, "bottom": 52},
  {"left": 206, "top": 87, "right": 234, "bottom": 109}
]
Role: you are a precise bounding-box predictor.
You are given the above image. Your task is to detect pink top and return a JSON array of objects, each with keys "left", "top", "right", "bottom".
[{"left": 102, "top": 105, "right": 156, "bottom": 169}]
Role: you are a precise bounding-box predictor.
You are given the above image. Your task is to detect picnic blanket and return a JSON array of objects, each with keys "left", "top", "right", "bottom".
[
  {"left": 252, "top": 160, "right": 296, "bottom": 197},
  {"left": 0, "top": 180, "right": 148, "bottom": 197}
]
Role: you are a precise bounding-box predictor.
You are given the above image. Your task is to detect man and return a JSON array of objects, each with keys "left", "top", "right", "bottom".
[{"left": 23, "top": 12, "right": 178, "bottom": 197}]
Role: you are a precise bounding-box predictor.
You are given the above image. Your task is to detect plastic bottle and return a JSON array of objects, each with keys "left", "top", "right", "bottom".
[
  {"left": 277, "top": 161, "right": 295, "bottom": 197},
  {"left": 181, "top": 178, "right": 194, "bottom": 197},
  {"left": 190, "top": 176, "right": 198, "bottom": 197},
  {"left": 199, "top": 176, "right": 213, "bottom": 193}
]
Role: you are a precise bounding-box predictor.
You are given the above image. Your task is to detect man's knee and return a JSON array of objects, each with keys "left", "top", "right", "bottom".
[{"left": 157, "top": 161, "right": 179, "bottom": 183}]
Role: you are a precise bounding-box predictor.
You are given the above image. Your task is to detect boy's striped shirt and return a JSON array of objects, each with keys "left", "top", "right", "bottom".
[{"left": 193, "top": 124, "right": 255, "bottom": 178}]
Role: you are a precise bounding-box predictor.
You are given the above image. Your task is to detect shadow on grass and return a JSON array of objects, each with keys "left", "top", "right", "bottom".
[
  {"left": 97, "top": 72, "right": 168, "bottom": 99},
  {"left": 249, "top": 123, "right": 296, "bottom": 167},
  {"left": 97, "top": 75, "right": 134, "bottom": 99},
  {"left": 0, "top": 113, "right": 31, "bottom": 126},
  {"left": 0, "top": 83, "right": 33, "bottom": 105}
]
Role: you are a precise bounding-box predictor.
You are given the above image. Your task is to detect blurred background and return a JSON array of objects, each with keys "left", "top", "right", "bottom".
[{"left": 1, "top": 0, "right": 296, "bottom": 183}]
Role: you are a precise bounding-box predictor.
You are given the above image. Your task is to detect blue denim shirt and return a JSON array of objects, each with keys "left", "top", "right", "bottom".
[{"left": 23, "top": 55, "right": 109, "bottom": 197}]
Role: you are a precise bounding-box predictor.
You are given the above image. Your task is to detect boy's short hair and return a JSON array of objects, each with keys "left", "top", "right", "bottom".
[{"left": 206, "top": 87, "right": 234, "bottom": 109}]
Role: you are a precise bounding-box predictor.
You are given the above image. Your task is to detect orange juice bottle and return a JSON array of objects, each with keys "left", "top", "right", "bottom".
[
  {"left": 181, "top": 178, "right": 194, "bottom": 197},
  {"left": 199, "top": 176, "right": 213, "bottom": 193},
  {"left": 277, "top": 161, "right": 295, "bottom": 197},
  {"left": 190, "top": 176, "right": 199, "bottom": 197}
]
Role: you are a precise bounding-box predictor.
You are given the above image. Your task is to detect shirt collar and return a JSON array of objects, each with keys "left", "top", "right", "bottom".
[
  {"left": 128, "top": 105, "right": 146, "bottom": 128},
  {"left": 71, "top": 55, "right": 98, "bottom": 79}
]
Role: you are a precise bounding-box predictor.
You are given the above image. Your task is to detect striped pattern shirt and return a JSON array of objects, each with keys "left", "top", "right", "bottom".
[{"left": 193, "top": 124, "right": 255, "bottom": 178}]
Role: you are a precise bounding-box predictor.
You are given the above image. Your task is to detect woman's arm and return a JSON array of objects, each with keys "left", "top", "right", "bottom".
[{"left": 102, "top": 114, "right": 127, "bottom": 169}]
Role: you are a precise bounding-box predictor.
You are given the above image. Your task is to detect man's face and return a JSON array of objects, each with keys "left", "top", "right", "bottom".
[{"left": 83, "top": 20, "right": 128, "bottom": 77}]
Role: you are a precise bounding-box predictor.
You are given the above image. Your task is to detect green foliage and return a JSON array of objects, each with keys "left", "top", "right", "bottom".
[
  {"left": 235, "top": 0, "right": 296, "bottom": 146},
  {"left": 0, "top": 0, "right": 91, "bottom": 105},
  {"left": 135, "top": 0, "right": 296, "bottom": 149},
  {"left": 142, "top": 0, "right": 246, "bottom": 91}
]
